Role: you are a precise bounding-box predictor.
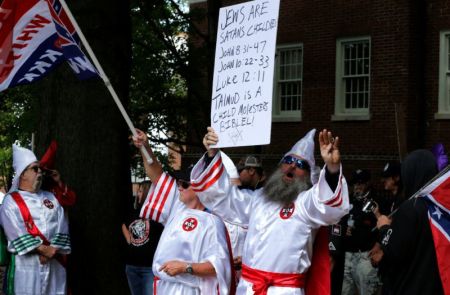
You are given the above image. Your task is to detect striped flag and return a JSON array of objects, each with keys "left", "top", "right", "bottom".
[
  {"left": 0, "top": 0, "right": 98, "bottom": 92},
  {"left": 419, "top": 167, "right": 450, "bottom": 295}
]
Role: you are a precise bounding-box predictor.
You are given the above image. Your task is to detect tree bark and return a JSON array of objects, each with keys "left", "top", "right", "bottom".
[{"left": 35, "top": 0, "right": 131, "bottom": 294}]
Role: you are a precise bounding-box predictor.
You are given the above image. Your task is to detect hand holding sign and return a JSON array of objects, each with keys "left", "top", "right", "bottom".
[{"left": 203, "top": 127, "right": 219, "bottom": 157}]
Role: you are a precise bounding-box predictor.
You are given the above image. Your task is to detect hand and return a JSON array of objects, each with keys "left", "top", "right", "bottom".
[
  {"left": 39, "top": 255, "right": 50, "bottom": 265},
  {"left": 49, "top": 170, "right": 62, "bottom": 185},
  {"left": 372, "top": 202, "right": 381, "bottom": 218},
  {"left": 319, "top": 129, "right": 340, "bottom": 173},
  {"left": 368, "top": 242, "right": 384, "bottom": 267},
  {"left": 159, "top": 260, "right": 188, "bottom": 276},
  {"left": 203, "top": 127, "right": 219, "bottom": 157},
  {"left": 37, "top": 245, "right": 57, "bottom": 259},
  {"left": 132, "top": 128, "right": 149, "bottom": 149},
  {"left": 233, "top": 256, "right": 242, "bottom": 270},
  {"left": 377, "top": 215, "right": 391, "bottom": 229},
  {"left": 345, "top": 227, "right": 352, "bottom": 236}
]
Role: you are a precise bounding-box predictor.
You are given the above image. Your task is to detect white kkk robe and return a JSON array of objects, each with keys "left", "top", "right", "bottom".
[
  {"left": 191, "top": 152, "right": 349, "bottom": 295},
  {"left": 0, "top": 190, "right": 71, "bottom": 295},
  {"left": 140, "top": 172, "right": 233, "bottom": 295}
]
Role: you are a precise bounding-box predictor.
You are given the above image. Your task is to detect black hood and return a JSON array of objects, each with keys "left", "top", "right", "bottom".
[{"left": 401, "top": 149, "right": 438, "bottom": 199}]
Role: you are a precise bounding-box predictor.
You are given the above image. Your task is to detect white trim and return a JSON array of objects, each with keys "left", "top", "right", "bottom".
[
  {"left": 187, "top": 0, "right": 206, "bottom": 4},
  {"left": 331, "top": 113, "right": 372, "bottom": 121},
  {"left": 334, "top": 36, "right": 371, "bottom": 120},
  {"left": 272, "top": 43, "right": 303, "bottom": 122},
  {"left": 435, "top": 31, "right": 450, "bottom": 119}
]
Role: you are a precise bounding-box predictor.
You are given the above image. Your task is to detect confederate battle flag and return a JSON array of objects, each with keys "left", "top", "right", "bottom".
[
  {"left": 0, "top": 0, "right": 98, "bottom": 92},
  {"left": 418, "top": 167, "right": 450, "bottom": 295}
]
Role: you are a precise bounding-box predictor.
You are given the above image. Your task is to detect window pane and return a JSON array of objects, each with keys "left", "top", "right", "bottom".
[
  {"left": 277, "top": 46, "right": 303, "bottom": 113},
  {"left": 341, "top": 39, "right": 370, "bottom": 111}
]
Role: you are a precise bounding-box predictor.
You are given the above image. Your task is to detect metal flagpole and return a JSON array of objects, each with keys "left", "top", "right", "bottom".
[{"left": 57, "top": 0, "right": 153, "bottom": 164}]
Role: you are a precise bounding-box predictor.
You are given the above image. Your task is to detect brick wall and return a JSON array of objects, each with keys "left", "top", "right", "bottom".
[{"left": 186, "top": 0, "right": 449, "bottom": 178}]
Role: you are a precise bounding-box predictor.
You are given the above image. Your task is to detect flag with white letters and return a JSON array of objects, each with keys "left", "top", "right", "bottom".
[
  {"left": 0, "top": 0, "right": 98, "bottom": 92},
  {"left": 418, "top": 167, "right": 450, "bottom": 295}
]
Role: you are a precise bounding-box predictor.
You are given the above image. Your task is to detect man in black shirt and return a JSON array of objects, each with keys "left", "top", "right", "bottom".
[
  {"left": 340, "top": 169, "right": 380, "bottom": 295},
  {"left": 122, "top": 181, "right": 164, "bottom": 295}
]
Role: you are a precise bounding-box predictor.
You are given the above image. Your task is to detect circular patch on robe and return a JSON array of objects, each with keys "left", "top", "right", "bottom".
[
  {"left": 182, "top": 217, "right": 198, "bottom": 232},
  {"left": 43, "top": 199, "right": 54, "bottom": 209},
  {"left": 279, "top": 202, "right": 295, "bottom": 219},
  {"left": 129, "top": 219, "right": 150, "bottom": 246}
]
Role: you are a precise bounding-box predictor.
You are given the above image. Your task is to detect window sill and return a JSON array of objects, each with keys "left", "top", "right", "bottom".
[
  {"left": 331, "top": 113, "right": 371, "bottom": 121},
  {"left": 187, "top": 0, "right": 206, "bottom": 4},
  {"left": 434, "top": 112, "right": 450, "bottom": 120},
  {"left": 272, "top": 115, "right": 302, "bottom": 122}
]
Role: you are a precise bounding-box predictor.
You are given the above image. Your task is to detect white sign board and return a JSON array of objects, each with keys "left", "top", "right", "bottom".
[{"left": 211, "top": 0, "right": 280, "bottom": 148}]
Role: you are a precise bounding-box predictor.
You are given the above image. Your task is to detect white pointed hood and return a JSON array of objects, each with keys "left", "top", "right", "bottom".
[
  {"left": 9, "top": 144, "right": 37, "bottom": 193},
  {"left": 283, "top": 129, "right": 317, "bottom": 183}
]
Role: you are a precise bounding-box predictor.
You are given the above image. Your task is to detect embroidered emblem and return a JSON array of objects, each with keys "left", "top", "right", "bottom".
[
  {"left": 332, "top": 224, "right": 342, "bottom": 236},
  {"left": 280, "top": 203, "right": 295, "bottom": 220},
  {"left": 129, "top": 219, "right": 150, "bottom": 246},
  {"left": 382, "top": 229, "right": 393, "bottom": 246},
  {"left": 329, "top": 242, "right": 336, "bottom": 251},
  {"left": 182, "top": 217, "right": 198, "bottom": 232},
  {"left": 43, "top": 199, "right": 54, "bottom": 209}
]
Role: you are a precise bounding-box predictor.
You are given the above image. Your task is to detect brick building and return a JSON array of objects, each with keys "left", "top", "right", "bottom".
[{"left": 184, "top": 0, "right": 450, "bottom": 181}]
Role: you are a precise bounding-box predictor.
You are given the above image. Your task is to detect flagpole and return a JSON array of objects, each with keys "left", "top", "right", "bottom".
[{"left": 57, "top": 0, "right": 153, "bottom": 165}]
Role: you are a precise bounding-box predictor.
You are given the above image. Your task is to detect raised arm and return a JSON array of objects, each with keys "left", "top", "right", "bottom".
[
  {"left": 299, "top": 130, "right": 349, "bottom": 226},
  {"left": 191, "top": 127, "right": 254, "bottom": 226},
  {"left": 132, "top": 128, "right": 163, "bottom": 182},
  {"left": 133, "top": 129, "right": 180, "bottom": 225}
]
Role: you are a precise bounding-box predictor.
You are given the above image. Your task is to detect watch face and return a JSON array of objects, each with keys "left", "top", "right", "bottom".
[{"left": 186, "top": 265, "right": 193, "bottom": 274}]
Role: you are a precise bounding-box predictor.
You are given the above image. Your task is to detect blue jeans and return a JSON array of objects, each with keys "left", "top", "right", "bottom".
[
  {"left": 125, "top": 264, "right": 154, "bottom": 295},
  {"left": 342, "top": 251, "right": 380, "bottom": 295}
]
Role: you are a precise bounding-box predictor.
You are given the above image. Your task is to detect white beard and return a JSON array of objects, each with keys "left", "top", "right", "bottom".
[
  {"left": 32, "top": 176, "right": 42, "bottom": 192},
  {"left": 263, "top": 170, "right": 312, "bottom": 204}
]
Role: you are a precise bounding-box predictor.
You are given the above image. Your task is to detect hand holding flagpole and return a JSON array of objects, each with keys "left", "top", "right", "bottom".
[{"left": 57, "top": 0, "right": 153, "bottom": 164}]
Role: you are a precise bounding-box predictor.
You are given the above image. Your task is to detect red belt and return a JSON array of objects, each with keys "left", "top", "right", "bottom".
[{"left": 241, "top": 264, "right": 305, "bottom": 295}]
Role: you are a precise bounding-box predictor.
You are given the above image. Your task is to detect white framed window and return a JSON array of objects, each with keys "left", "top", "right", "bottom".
[
  {"left": 273, "top": 44, "right": 303, "bottom": 122},
  {"left": 333, "top": 37, "right": 371, "bottom": 121},
  {"left": 436, "top": 31, "right": 450, "bottom": 119}
]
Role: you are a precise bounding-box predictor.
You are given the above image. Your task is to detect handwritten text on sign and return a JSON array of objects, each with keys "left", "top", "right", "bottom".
[{"left": 211, "top": 0, "right": 280, "bottom": 148}]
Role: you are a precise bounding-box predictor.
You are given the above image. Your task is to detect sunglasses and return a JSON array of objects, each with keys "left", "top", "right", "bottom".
[
  {"left": 281, "top": 156, "right": 311, "bottom": 171},
  {"left": 237, "top": 167, "right": 248, "bottom": 174},
  {"left": 28, "top": 165, "right": 41, "bottom": 173},
  {"left": 177, "top": 180, "right": 191, "bottom": 189}
]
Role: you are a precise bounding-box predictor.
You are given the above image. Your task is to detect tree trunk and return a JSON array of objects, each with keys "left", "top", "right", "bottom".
[{"left": 35, "top": 0, "right": 131, "bottom": 294}]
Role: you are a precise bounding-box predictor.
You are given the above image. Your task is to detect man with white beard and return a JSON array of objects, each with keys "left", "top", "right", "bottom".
[
  {"left": 191, "top": 127, "right": 349, "bottom": 295},
  {"left": 0, "top": 145, "right": 70, "bottom": 295}
]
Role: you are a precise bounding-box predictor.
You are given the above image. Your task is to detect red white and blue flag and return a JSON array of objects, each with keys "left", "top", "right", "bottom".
[
  {"left": 0, "top": 0, "right": 98, "bottom": 92},
  {"left": 419, "top": 167, "right": 450, "bottom": 295}
]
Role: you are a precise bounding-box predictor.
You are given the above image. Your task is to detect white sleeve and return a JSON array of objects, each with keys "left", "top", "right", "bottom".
[
  {"left": 139, "top": 172, "right": 181, "bottom": 226},
  {"left": 191, "top": 151, "right": 253, "bottom": 226},
  {"left": 199, "top": 216, "right": 233, "bottom": 295},
  {"left": 50, "top": 193, "right": 71, "bottom": 254},
  {"left": 298, "top": 165, "right": 350, "bottom": 227}
]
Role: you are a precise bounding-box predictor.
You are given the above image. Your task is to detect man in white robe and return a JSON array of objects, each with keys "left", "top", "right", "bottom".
[
  {"left": 191, "top": 128, "right": 349, "bottom": 295},
  {"left": 133, "top": 129, "right": 234, "bottom": 295},
  {"left": 0, "top": 145, "right": 70, "bottom": 295}
]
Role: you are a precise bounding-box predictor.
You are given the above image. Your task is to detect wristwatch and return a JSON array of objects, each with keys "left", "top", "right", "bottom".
[{"left": 185, "top": 263, "right": 194, "bottom": 274}]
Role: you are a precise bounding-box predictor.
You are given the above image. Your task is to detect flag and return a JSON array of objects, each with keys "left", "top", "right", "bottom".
[
  {"left": 418, "top": 167, "right": 450, "bottom": 295},
  {"left": 0, "top": 0, "right": 98, "bottom": 92}
]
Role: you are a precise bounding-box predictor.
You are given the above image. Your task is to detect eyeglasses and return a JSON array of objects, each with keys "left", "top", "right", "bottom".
[
  {"left": 281, "top": 156, "right": 311, "bottom": 171},
  {"left": 27, "top": 165, "right": 41, "bottom": 173},
  {"left": 177, "top": 180, "right": 191, "bottom": 189},
  {"left": 238, "top": 167, "right": 248, "bottom": 174}
]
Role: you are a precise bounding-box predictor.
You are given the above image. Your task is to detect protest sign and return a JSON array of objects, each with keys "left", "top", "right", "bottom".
[{"left": 211, "top": 0, "right": 280, "bottom": 148}]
